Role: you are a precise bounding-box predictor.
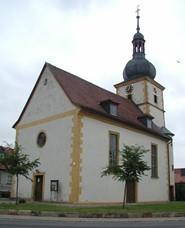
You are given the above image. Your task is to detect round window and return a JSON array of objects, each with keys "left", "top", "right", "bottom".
[{"left": 37, "top": 132, "right": 46, "bottom": 147}]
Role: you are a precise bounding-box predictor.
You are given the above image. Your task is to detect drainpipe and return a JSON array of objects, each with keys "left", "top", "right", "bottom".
[{"left": 167, "top": 138, "right": 173, "bottom": 201}]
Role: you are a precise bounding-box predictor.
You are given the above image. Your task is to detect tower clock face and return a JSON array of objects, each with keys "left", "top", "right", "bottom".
[
  {"left": 125, "top": 85, "right": 134, "bottom": 94},
  {"left": 153, "top": 87, "right": 157, "bottom": 94}
]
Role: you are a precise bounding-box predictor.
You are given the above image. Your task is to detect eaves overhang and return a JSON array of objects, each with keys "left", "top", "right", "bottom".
[{"left": 79, "top": 106, "right": 170, "bottom": 142}]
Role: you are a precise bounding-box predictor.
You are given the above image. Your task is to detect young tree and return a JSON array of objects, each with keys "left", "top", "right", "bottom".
[
  {"left": 101, "top": 144, "right": 150, "bottom": 208},
  {"left": 0, "top": 142, "right": 40, "bottom": 204}
]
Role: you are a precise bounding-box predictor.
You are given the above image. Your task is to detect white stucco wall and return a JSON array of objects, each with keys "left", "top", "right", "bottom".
[
  {"left": 147, "top": 82, "right": 163, "bottom": 110},
  {"left": 117, "top": 81, "right": 145, "bottom": 104},
  {"left": 17, "top": 115, "right": 73, "bottom": 202},
  {"left": 116, "top": 80, "right": 165, "bottom": 127},
  {"left": 15, "top": 68, "right": 171, "bottom": 203},
  {"left": 149, "top": 106, "right": 165, "bottom": 127},
  {"left": 19, "top": 67, "right": 75, "bottom": 125},
  {"left": 80, "top": 116, "right": 169, "bottom": 203},
  {"left": 147, "top": 81, "right": 165, "bottom": 127},
  {"left": 15, "top": 67, "right": 77, "bottom": 202}
]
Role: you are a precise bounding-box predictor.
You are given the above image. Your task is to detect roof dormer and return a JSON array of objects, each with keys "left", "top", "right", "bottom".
[
  {"left": 99, "top": 99, "right": 120, "bottom": 117},
  {"left": 137, "top": 114, "right": 154, "bottom": 129}
]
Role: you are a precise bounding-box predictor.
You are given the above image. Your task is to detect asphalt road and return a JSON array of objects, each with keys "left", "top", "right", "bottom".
[{"left": 1, "top": 217, "right": 185, "bottom": 228}]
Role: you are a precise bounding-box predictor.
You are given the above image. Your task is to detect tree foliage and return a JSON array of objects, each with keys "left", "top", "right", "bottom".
[
  {"left": 0, "top": 142, "right": 40, "bottom": 204},
  {"left": 101, "top": 144, "right": 150, "bottom": 207}
]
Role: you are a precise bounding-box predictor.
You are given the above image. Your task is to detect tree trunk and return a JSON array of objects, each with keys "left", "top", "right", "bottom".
[
  {"left": 122, "top": 181, "right": 127, "bottom": 208},
  {"left": 16, "top": 174, "right": 19, "bottom": 205}
]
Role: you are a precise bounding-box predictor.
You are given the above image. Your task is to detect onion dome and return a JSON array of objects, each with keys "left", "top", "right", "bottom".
[{"left": 123, "top": 7, "right": 156, "bottom": 81}]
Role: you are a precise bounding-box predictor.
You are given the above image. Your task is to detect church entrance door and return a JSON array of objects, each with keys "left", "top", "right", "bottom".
[
  {"left": 126, "top": 181, "right": 136, "bottom": 203},
  {"left": 35, "top": 175, "right": 43, "bottom": 201}
]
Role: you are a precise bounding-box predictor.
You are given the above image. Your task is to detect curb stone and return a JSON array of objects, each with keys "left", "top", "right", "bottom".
[
  {"left": 103, "top": 213, "right": 128, "bottom": 218},
  {"left": 58, "top": 213, "right": 79, "bottom": 218},
  {"left": 0, "top": 210, "right": 185, "bottom": 218},
  {"left": 8, "top": 210, "right": 18, "bottom": 215},
  {"left": 174, "top": 212, "right": 185, "bottom": 217},
  {"left": 128, "top": 213, "right": 143, "bottom": 218},
  {"left": 152, "top": 213, "right": 162, "bottom": 218},
  {"left": 41, "top": 211, "right": 58, "bottom": 217},
  {"left": 30, "top": 211, "right": 41, "bottom": 216},
  {"left": 18, "top": 210, "right": 31, "bottom": 216},
  {"left": 0, "top": 209, "right": 8, "bottom": 215}
]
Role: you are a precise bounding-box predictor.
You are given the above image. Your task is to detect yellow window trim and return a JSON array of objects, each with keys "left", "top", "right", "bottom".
[{"left": 36, "top": 130, "right": 47, "bottom": 148}]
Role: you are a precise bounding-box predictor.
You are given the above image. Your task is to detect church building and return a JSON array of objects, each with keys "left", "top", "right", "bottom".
[{"left": 12, "top": 12, "right": 174, "bottom": 203}]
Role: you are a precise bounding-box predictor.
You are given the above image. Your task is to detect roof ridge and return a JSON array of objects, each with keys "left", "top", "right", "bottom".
[{"left": 46, "top": 62, "right": 121, "bottom": 101}]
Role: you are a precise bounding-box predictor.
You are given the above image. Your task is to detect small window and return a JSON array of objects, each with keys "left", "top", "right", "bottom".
[
  {"left": 110, "top": 104, "right": 118, "bottom": 116},
  {"left": 127, "top": 94, "right": 132, "bottom": 100},
  {"left": 147, "top": 119, "right": 152, "bottom": 128},
  {"left": 7, "top": 175, "right": 12, "bottom": 185},
  {"left": 37, "top": 132, "right": 46, "bottom": 147},
  {"left": 109, "top": 133, "right": 119, "bottom": 165},
  {"left": 181, "top": 169, "right": 185, "bottom": 176},
  {"left": 99, "top": 99, "right": 119, "bottom": 117},
  {"left": 154, "top": 95, "right": 158, "bottom": 104},
  {"left": 151, "top": 144, "right": 158, "bottom": 178},
  {"left": 44, "top": 78, "right": 48, "bottom": 85},
  {"left": 137, "top": 115, "right": 153, "bottom": 129},
  {"left": 0, "top": 153, "right": 4, "bottom": 159}
]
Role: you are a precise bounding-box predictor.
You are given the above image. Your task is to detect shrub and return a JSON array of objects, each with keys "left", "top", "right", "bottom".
[
  {"left": 19, "top": 199, "right": 26, "bottom": 203},
  {"left": 1, "top": 191, "right": 10, "bottom": 198}
]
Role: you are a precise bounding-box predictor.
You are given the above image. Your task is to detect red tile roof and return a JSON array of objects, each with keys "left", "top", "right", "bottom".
[
  {"left": 47, "top": 63, "right": 168, "bottom": 139},
  {"left": 0, "top": 146, "right": 12, "bottom": 170},
  {"left": 175, "top": 169, "right": 185, "bottom": 184},
  {"left": 13, "top": 62, "right": 169, "bottom": 140}
]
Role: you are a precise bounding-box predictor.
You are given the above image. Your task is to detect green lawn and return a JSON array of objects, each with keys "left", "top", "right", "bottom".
[{"left": 0, "top": 202, "right": 185, "bottom": 214}]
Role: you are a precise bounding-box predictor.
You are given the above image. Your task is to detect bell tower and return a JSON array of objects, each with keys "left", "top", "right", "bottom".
[{"left": 115, "top": 6, "right": 165, "bottom": 127}]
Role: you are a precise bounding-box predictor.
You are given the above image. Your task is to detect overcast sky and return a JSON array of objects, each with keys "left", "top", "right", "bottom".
[{"left": 0, "top": 0, "right": 185, "bottom": 167}]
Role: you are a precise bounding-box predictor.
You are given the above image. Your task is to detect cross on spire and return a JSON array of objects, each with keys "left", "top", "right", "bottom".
[
  {"left": 136, "top": 5, "right": 140, "bottom": 16},
  {"left": 136, "top": 5, "right": 140, "bottom": 33}
]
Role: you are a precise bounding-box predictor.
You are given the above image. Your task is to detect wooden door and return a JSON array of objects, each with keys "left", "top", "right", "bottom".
[
  {"left": 35, "top": 175, "right": 43, "bottom": 201},
  {"left": 126, "top": 181, "right": 136, "bottom": 203}
]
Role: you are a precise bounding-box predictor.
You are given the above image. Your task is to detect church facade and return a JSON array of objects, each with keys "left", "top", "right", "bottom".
[{"left": 12, "top": 13, "right": 174, "bottom": 203}]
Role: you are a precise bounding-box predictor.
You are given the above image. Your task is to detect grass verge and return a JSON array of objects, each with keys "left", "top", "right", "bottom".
[{"left": 0, "top": 202, "right": 185, "bottom": 214}]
